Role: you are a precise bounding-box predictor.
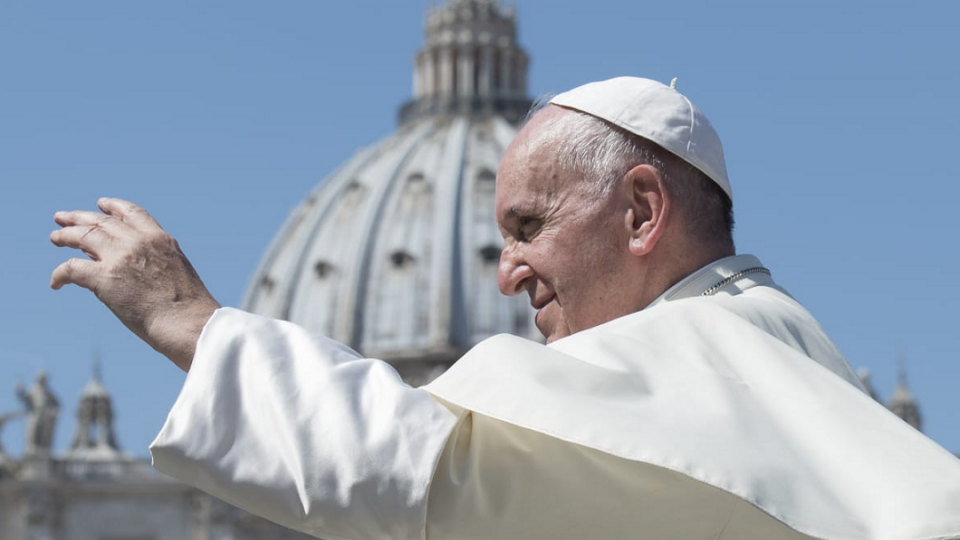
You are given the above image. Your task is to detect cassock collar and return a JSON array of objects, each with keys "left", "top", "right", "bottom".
[{"left": 646, "top": 254, "right": 773, "bottom": 308}]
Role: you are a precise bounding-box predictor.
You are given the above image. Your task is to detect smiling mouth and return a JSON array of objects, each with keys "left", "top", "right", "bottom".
[
  {"left": 532, "top": 295, "right": 555, "bottom": 311},
  {"left": 532, "top": 296, "right": 555, "bottom": 328}
]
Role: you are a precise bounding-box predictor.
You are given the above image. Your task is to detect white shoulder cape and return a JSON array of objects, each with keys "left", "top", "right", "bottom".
[{"left": 425, "top": 255, "right": 960, "bottom": 540}]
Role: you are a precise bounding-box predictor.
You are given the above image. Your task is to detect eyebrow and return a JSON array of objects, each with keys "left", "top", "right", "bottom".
[{"left": 503, "top": 203, "right": 538, "bottom": 220}]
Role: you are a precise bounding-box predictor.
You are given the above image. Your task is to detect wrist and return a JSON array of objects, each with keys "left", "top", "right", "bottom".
[{"left": 149, "top": 297, "right": 220, "bottom": 372}]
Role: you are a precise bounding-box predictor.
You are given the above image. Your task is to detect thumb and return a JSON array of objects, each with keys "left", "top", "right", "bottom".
[{"left": 50, "top": 258, "right": 100, "bottom": 292}]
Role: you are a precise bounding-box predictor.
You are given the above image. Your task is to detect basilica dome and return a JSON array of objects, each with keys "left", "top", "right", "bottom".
[{"left": 242, "top": 0, "right": 539, "bottom": 384}]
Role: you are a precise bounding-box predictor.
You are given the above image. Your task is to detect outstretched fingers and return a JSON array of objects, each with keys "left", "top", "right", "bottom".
[
  {"left": 53, "top": 210, "right": 109, "bottom": 228},
  {"left": 50, "top": 258, "right": 100, "bottom": 291},
  {"left": 49, "top": 223, "right": 114, "bottom": 260},
  {"left": 97, "top": 197, "right": 160, "bottom": 230}
]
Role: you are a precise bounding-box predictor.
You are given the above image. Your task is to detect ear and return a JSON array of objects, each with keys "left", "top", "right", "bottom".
[{"left": 622, "top": 164, "right": 669, "bottom": 257}]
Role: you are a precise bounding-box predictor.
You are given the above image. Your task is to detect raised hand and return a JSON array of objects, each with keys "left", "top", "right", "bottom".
[{"left": 50, "top": 198, "right": 220, "bottom": 372}]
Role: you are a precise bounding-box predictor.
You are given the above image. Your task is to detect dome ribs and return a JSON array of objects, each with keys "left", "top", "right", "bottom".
[{"left": 242, "top": 0, "right": 544, "bottom": 385}]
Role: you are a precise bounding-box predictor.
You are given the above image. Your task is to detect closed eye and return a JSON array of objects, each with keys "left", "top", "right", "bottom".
[{"left": 516, "top": 216, "right": 541, "bottom": 242}]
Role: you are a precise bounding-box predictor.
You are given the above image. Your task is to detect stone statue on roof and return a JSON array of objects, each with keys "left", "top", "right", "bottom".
[{"left": 16, "top": 371, "right": 59, "bottom": 456}]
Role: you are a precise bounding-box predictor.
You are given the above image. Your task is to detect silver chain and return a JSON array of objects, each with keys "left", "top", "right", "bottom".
[{"left": 701, "top": 267, "right": 771, "bottom": 297}]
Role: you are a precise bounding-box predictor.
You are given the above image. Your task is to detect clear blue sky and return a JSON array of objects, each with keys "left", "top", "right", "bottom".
[{"left": 1, "top": 0, "right": 958, "bottom": 457}]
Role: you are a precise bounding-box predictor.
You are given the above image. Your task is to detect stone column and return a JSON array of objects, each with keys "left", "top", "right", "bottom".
[
  {"left": 478, "top": 46, "right": 493, "bottom": 98},
  {"left": 499, "top": 47, "right": 513, "bottom": 98},
  {"left": 458, "top": 46, "right": 473, "bottom": 101},
  {"left": 517, "top": 54, "right": 528, "bottom": 97},
  {"left": 423, "top": 50, "right": 436, "bottom": 97},
  {"left": 438, "top": 47, "right": 453, "bottom": 97},
  {"left": 413, "top": 51, "right": 423, "bottom": 98},
  {"left": 192, "top": 492, "right": 237, "bottom": 540},
  {"left": 23, "top": 490, "right": 61, "bottom": 540}
]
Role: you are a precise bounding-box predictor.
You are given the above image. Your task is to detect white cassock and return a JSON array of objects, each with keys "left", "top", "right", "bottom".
[{"left": 150, "top": 254, "right": 960, "bottom": 540}]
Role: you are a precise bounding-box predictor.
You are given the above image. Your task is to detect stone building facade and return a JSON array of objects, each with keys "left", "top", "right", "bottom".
[{"left": 0, "top": 369, "right": 316, "bottom": 540}]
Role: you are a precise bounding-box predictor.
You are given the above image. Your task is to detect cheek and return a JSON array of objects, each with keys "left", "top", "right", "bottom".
[
  {"left": 569, "top": 239, "right": 628, "bottom": 305},
  {"left": 554, "top": 250, "right": 615, "bottom": 308},
  {"left": 575, "top": 231, "right": 623, "bottom": 275}
]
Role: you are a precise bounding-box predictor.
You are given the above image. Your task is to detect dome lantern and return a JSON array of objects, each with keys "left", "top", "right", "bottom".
[
  {"left": 242, "top": 0, "right": 539, "bottom": 385},
  {"left": 400, "top": 0, "right": 532, "bottom": 125}
]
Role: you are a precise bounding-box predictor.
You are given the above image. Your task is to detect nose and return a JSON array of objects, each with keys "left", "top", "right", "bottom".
[{"left": 497, "top": 244, "right": 534, "bottom": 296}]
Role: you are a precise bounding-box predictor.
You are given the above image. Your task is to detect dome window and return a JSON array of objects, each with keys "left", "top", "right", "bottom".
[
  {"left": 260, "top": 275, "right": 276, "bottom": 293},
  {"left": 314, "top": 261, "right": 334, "bottom": 279},
  {"left": 342, "top": 180, "right": 367, "bottom": 204},
  {"left": 405, "top": 172, "right": 430, "bottom": 195},
  {"left": 477, "top": 168, "right": 496, "bottom": 183},
  {"left": 337, "top": 180, "right": 367, "bottom": 214},
  {"left": 479, "top": 244, "right": 501, "bottom": 264},
  {"left": 390, "top": 250, "right": 416, "bottom": 269}
]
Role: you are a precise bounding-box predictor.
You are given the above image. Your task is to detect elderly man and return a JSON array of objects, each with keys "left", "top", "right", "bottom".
[{"left": 51, "top": 77, "right": 960, "bottom": 540}]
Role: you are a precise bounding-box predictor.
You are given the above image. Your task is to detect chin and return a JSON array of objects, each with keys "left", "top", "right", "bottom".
[
  {"left": 536, "top": 306, "right": 573, "bottom": 343},
  {"left": 538, "top": 321, "right": 571, "bottom": 344},
  {"left": 535, "top": 323, "right": 555, "bottom": 344}
]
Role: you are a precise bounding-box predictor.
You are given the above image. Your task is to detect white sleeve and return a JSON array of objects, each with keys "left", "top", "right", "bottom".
[{"left": 149, "top": 307, "right": 461, "bottom": 540}]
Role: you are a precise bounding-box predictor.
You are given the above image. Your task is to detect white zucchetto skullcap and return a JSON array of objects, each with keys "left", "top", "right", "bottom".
[{"left": 550, "top": 76, "right": 732, "bottom": 201}]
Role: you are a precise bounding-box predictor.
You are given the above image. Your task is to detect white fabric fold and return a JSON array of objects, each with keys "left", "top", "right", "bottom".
[
  {"left": 150, "top": 309, "right": 460, "bottom": 540},
  {"left": 426, "top": 258, "right": 960, "bottom": 540}
]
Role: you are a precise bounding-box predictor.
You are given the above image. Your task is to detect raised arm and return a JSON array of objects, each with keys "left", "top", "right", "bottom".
[
  {"left": 49, "top": 198, "right": 463, "bottom": 539},
  {"left": 49, "top": 198, "right": 221, "bottom": 371}
]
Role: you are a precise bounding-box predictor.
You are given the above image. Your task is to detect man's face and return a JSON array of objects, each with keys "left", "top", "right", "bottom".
[{"left": 495, "top": 108, "right": 635, "bottom": 343}]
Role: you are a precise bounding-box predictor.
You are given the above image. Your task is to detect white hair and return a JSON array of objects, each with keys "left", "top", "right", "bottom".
[
  {"left": 522, "top": 102, "right": 734, "bottom": 246},
  {"left": 525, "top": 102, "right": 676, "bottom": 198}
]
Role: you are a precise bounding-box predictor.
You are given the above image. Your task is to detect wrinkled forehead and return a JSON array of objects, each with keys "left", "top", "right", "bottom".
[
  {"left": 508, "top": 105, "right": 572, "bottom": 160},
  {"left": 495, "top": 108, "right": 591, "bottom": 224},
  {"left": 494, "top": 146, "right": 551, "bottom": 222},
  {"left": 497, "top": 105, "right": 594, "bottom": 193}
]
